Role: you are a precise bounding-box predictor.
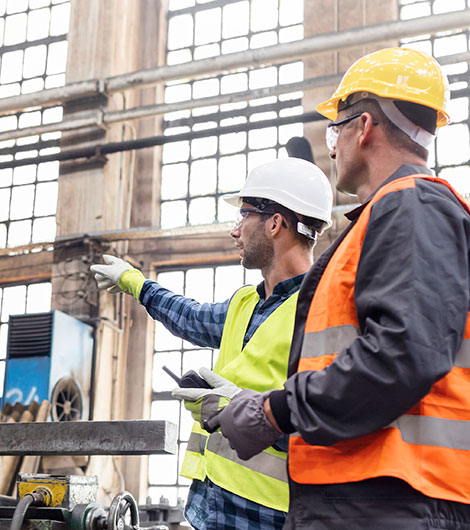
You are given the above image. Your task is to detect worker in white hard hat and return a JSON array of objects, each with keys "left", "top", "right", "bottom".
[
  {"left": 201, "top": 47, "right": 470, "bottom": 528},
  {"left": 90, "top": 156, "right": 333, "bottom": 530}
]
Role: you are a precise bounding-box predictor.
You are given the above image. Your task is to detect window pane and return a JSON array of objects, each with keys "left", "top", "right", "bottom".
[
  {"left": 189, "top": 159, "right": 217, "bottom": 196},
  {"left": 32, "top": 216, "right": 56, "bottom": 242},
  {"left": 26, "top": 283, "right": 52, "bottom": 313},
  {"left": 34, "top": 181, "right": 58, "bottom": 216},
  {"left": 27, "top": 8, "right": 50, "bottom": 41},
  {"left": 1, "top": 285, "right": 26, "bottom": 321},
  {"left": 8, "top": 219, "right": 31, "bottom": 246},
  {"left": 10, "top": 185, "right": 34, "bottom": 220},
  {"left": 160, "top": 200, "right": 187, "bottom": 229}
]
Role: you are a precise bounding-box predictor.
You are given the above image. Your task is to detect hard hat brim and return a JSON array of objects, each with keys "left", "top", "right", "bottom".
[{"left": 222, "top": 193, "right": 242, "bottom": 207}]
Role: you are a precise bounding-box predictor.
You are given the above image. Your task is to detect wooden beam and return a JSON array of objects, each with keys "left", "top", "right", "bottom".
[{"left": 0, "top": 252, "right": 53, "bottom": 286}]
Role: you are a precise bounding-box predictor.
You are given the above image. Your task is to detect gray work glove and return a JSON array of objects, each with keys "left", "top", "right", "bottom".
[
  {"left": 171, "top": 367, "right": 242, "bottom": 428},
  {"left": 204, "top": 389, "right": 281, "bottom": 460}
]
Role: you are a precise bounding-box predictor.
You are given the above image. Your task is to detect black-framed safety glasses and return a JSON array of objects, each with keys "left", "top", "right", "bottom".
[
  {"left": 234, "top": 207, "right": 277, "bottom": 229},
  {"left": 326, "top": 112, "right": 378, "bottom": 151}
]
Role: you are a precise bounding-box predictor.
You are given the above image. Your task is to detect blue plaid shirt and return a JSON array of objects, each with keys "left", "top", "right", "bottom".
[
  {"left": 140, "top": 274, "right": 304, "bottom": 350},
  {"left": 140, "top": 274, "right": 304, "bottom": 530}
]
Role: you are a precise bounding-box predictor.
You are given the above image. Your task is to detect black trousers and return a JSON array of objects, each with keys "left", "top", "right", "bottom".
[{"left": 283, "top": 477, "right": 470, "bottom": 530}]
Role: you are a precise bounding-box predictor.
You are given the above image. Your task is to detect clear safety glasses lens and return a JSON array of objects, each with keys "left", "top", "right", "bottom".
[
  {"left": 234, "top": 208, "right": 276, "bottom": 229},
  {"left": 325, "top": 113, "right": 364, "bottom": 151},
  {"left": 325, "top": 126, "right": 339, "bottom": 151}
]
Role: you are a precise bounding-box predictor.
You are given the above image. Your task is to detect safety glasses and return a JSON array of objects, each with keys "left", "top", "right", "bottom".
[
  {"left": 234, "top": 208, "right": 276, "bottom": 229},
  {"left": 326, "top": 112, "right": 379, "bottom": 151},
  {"left": 325, "top": 113, "right": 363, "bottom": 151}
]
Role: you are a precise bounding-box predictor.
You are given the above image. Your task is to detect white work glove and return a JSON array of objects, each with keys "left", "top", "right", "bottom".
[
  {"left": 90, "top": 254, "right": 145, "bottom": 300},
  {"left": 171, "top": 367, "right": 242, "bottom": 429}
]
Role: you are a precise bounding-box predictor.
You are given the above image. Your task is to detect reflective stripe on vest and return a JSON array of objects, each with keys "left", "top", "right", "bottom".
[
  {"left": 187, "top": 431, "right": 208, "bottom": 455},
  {"left": 388, "top": 415, "right": 470, "bottom": 450},
  {"left": 290, "top": 175, "right": 470, "bottom": 505},
  {"left": 181, "top": 285, "right": 297, "bottom": 512},
  {"left": 302, "top": 325, "right": 470, "bottom": 368},
  {"left": 206, "top": 432, "right": 288, "bottom": 482}
]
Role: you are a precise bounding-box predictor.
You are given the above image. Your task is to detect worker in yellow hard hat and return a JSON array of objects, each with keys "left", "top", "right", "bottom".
[{"left": 202, "top": 47, "right": 470, "bottom": 529}]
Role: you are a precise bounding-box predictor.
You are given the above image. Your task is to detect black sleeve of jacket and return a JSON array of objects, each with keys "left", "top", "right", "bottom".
[{"left": 271, "top": 181, "right": 470, "bottom": 445}]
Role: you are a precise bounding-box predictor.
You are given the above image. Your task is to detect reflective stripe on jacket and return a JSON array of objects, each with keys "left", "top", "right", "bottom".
[
  {"left": 181, "top": 285, "right": 297, "bottom": 512},
  {"left": 289, "top": 175, "right": 470, "bottom": 505}
]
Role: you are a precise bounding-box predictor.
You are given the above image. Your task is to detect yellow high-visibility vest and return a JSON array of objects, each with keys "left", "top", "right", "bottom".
[{"left": 181, "top": 285, "right": 298, "bottom": 512}]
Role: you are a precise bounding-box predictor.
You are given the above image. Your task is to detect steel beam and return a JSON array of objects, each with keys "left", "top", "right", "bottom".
[{"left": 0, "top": 420, "right": 177, "bottom": 456}]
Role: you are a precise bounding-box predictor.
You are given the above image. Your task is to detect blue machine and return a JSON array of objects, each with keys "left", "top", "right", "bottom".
[{"left": 3, "top": 310, "right": 94, "bottom": 420}]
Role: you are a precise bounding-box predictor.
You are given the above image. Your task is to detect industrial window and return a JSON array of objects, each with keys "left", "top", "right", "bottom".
[
  {"left": 160, "top": 0, "right": 305, "bottom": 229},
  {"left": 0, "top": 0, "right": 70, "bottom": 249},
  {"left": 399, "top": 0, "right": 470, "bottom": 200},
  {"left": 149, "top": 264, "right": 262, "bottom": 505},
  {"left": 0, "top": 281, "right": 52, "bottom": 399}
]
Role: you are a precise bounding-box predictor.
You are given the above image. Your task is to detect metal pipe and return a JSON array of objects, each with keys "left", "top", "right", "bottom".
[
  {"left": 3, "top": 45, "right": 469, "bottom": 143},
  {"left": 439, "top": 51, "right": 470, "bottom": 65},
  {"left": 106, "top": 10, "right": 470, "bottom": 92},
  {"left": 0, "top": 79, "right": 101, "bottom": 115},
  {"left": 0, "top": 110, "right": 324, "bottom": 170},
  {"left": 0, "top": 10, "right": 468, "bottom": 116},
  {"left": 0, "top": 74, "right": 340, "bottom": 143}
]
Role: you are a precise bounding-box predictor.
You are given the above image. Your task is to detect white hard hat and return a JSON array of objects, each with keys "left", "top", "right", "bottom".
[{"left": 223, "top": 158, "right": 333, "bottom": 227}]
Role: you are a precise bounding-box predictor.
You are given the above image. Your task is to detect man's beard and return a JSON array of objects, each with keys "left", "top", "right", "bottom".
[{"left": 242, "top": 224, "right": 274, "bottom": 271}]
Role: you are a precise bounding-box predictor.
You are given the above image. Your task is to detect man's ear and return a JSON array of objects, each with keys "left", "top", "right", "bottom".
[
  {"left": 267, "top": 213, "right": 284, "bottom": 237},
  {"left": 358, "top": 112, "right": 376, "bottom": 148}
]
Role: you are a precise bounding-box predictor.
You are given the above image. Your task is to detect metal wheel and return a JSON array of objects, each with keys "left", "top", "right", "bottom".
[
  {"left": 108, "top": 492, "right": 139, "bottom": 530},
  {"left": 50, "top": 376, "right": 83, "bottom": 422}
]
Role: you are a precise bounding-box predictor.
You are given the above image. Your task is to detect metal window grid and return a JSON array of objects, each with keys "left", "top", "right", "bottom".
[
  {"left": 160, "top": 0, "right": 305, "bottom": 229},
  {"left": 0, "top": 0, "right": 70, "bottom": 249},
  {"left": 399, "top": 0, "right": 470, "bottom": 201},
  {"left": 149, "top": 262, "right": 261, "bottom": 503}
]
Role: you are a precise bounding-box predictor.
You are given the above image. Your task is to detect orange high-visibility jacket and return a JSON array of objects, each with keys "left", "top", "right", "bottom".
[{"left": 289, "top": 174, "right": 470, "bottom": 504}]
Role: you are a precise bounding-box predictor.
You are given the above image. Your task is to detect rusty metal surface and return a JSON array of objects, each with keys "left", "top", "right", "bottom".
[{"left": 0, "top": 421, "right": 177, "bottom": 456}]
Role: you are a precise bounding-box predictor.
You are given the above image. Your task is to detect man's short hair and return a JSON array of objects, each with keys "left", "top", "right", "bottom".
[
  {"left": 339, "top": 96, "right": 437, "bottom": 160},
  {"left": 243, "top": 197, "right": 325, "bottom": 249}
]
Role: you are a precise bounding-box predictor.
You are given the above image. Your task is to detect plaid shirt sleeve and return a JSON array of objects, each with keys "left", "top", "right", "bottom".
[{"left": 139, "top": 280, "right": 230, "bottom": 349}]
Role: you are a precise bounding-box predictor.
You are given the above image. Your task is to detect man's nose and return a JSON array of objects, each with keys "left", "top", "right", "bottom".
[{"left": 231, "top": 225, "right": 241, "bottom": 239}]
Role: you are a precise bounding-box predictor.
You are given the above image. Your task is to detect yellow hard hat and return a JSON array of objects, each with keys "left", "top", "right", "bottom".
[{"left": 316, "top": 47, "right": 450, "bottom": 127}]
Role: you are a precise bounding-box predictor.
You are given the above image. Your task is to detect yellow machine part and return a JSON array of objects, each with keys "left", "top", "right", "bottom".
[{"left": 18, "top": 478, "right": 68, "bottom": 507}]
